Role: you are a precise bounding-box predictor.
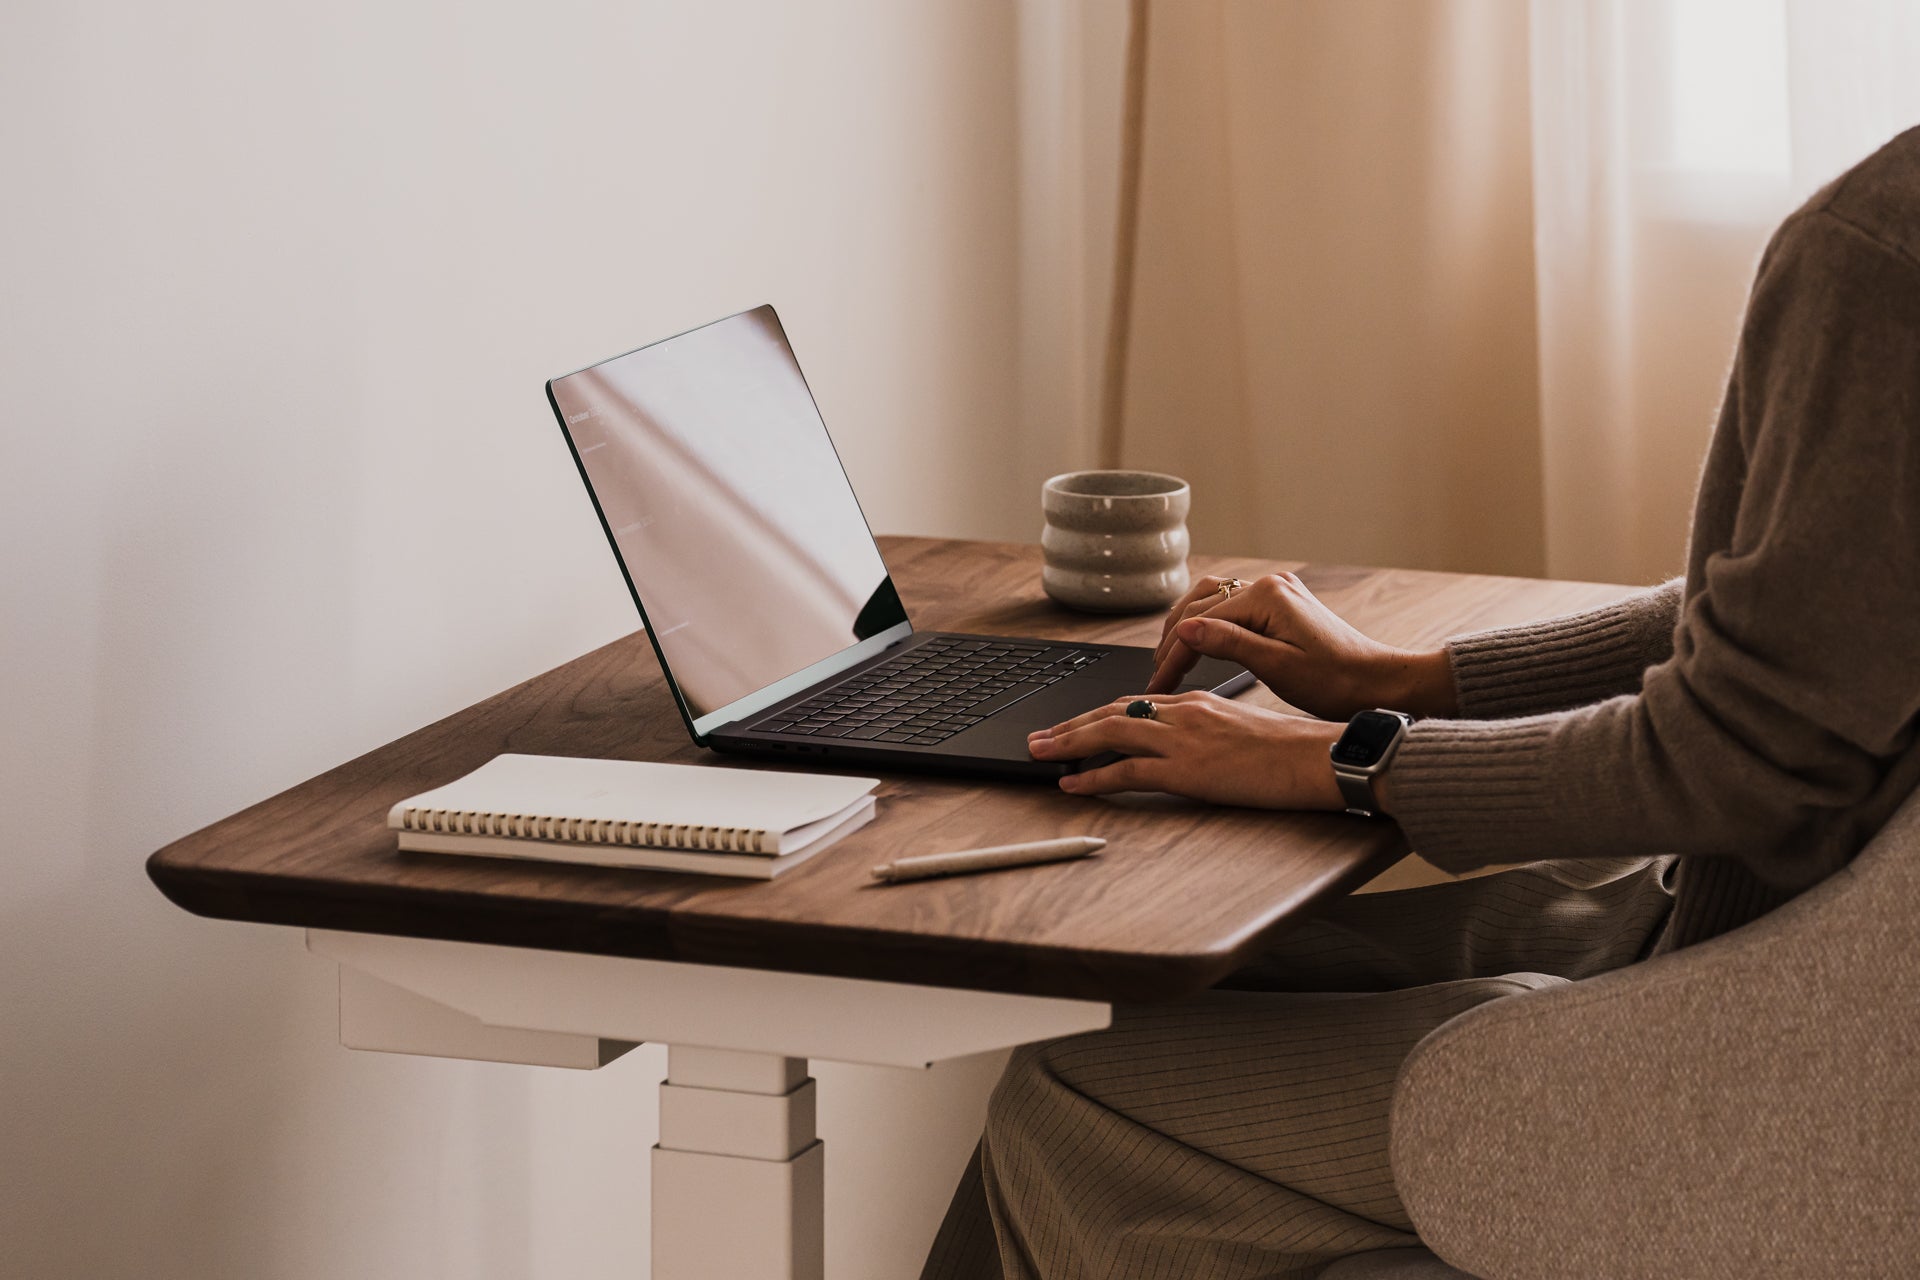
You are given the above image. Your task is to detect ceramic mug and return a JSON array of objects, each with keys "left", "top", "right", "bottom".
[{"left": 1041, "top": 470, "right": 1192, "bottom": 613}]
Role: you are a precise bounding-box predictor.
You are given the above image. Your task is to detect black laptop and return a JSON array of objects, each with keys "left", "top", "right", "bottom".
[{"left": 545, "top": 304, "right": 1252, "bottom": 780}]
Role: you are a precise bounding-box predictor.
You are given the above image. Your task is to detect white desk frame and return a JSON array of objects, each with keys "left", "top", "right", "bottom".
[{"left": 308, "top": 929, "right": 1111, "bottom": 1280}]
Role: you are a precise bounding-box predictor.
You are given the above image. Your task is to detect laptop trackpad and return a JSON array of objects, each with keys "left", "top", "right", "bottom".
[
  {"left": 937, "top": 649, "right": 1253, "bottom": 760},
  {"left": 1072, "top": 647, "right": 1248, "bottom": 692},
  {"left": 945, "top": 678, "right": 1171, "bottom": 758}
]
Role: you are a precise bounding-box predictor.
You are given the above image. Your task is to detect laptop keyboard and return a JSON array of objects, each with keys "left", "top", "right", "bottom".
[{"left": 749, "top": 636, "right": 1104, "bottom": 746}]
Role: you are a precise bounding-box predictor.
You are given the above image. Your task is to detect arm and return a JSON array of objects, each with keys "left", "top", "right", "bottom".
[
  {"left": 1444, "top": 578, "right": 1681, "bottom": 719},
  {"left": 1041, "top": 207, "right": 1920, "bottom": 854},
  {"left": 1142, "top": 571, "right": 1679, "bottom": 722},
  {"left": 1388, "top": 208, "right": 1920, "bottom": 877}
]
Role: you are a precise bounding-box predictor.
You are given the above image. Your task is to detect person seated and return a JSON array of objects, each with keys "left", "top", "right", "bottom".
[{"left": 921, "top": 125, "right": 1920, "bottom": 1280}]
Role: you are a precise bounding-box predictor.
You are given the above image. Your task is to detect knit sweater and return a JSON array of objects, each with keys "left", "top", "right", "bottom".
[{"left": 1390, "top": 126, "right": 1920, "bottom": 951}]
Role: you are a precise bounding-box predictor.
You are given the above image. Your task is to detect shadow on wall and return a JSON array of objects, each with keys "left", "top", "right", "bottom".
[
  {"left": 2, "top": 403, "right": 1005, "bottom": 1278},
  {"left": 2, "top": 388, "right": 551, "bottom": 1277},
  {"left": 2, "top": 0, "right": 1031, "bottom": 1273}
]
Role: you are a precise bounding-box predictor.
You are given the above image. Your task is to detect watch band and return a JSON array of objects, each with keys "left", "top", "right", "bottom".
[
  {"left": 1330, "top": 710, "right": 1413, "bottom": 818},
  {"left": 1334, "top": 768, "right": 1379, "bottom": 816}
]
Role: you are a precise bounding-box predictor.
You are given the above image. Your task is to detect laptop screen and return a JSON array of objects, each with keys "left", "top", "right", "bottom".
[{"left": 549, "top": 305, "right": 909, "bottom": 736}]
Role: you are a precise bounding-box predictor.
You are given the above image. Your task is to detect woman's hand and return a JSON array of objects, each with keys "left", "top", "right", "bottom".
[
  {"left": 1028, "top": 691, "right": 1347, "bottom": 808},
  {"left": 1146, "top": 572, "right": 1457, "bottom": 721}
]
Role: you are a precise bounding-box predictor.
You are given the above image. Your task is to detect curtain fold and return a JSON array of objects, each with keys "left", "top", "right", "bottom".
[
  {"left": 1063, "top": 0, "right": 1920, "bottom": 584},
  {"left": 1111, "top": 0, "right": 1545, "bottom": 576},
  {"left": 1527, "top": 0, "right": 1799, "bottom": 582}
]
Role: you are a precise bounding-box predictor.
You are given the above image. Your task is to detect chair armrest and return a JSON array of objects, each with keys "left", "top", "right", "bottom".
[{"left": 1389, "top": 803, "right": 1920, "bottom": 1280}]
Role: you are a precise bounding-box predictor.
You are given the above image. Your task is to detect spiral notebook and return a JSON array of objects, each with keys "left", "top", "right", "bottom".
[{"left": 388, "top": 754, "right": 879, "bottom": 879}]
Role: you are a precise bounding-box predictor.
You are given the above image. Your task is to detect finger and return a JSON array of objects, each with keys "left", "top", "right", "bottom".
[
  {"left": 1153, "top": 585, "right": 1267, "bottom": 687},
  {"left": 1181, "top": 589, "right": 1231, "bottom": 628},
  {"left": 1155, "top": 577, "right": 1230, "bottom": 663},
  {"left": 1030, "top": 710, "right": 1171, "bottom": 760},
  {"left": 1145, "top": 638, "right": 1201, "bottom": 694},
  {"left": 1060, "top": 754, "right": 1163, "bottom": 795},
  {"left": 1153, "top": 604, "right": 1179, "bottom": 665},
  {"left": 1157, "top": 599, "right": 1208, "bottom": 667},
  {"left": 1152, "top": 587, "right": 1274, "bottom": 690},
  {"left": 1028, "top": 698, "right": 1131, "bottom": 742},
  {"left": 1187, "top": 579, "right": 1280, "bottom": 630},
  {"left": 1155, "top": 575, "right": 1256, "bottom": 660},
  {"left": 1159, "top": 585, "right": 1264, "bottom": 666},
  {"left": 1175, "top": 615, "right": 1297, "bottom": 674},
  {"left": 1030, "top": 692, "right": 1201, "bottom": 744}
]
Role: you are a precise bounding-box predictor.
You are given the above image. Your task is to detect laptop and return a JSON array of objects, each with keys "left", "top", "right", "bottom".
[{"left": 545, "top": 304, "right": 1253, "bottom": 780}]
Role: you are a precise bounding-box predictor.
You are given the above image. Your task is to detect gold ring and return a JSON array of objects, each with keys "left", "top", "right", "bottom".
[{"left": 1216, "top": 578, "right": 1247, "bottom": 600}]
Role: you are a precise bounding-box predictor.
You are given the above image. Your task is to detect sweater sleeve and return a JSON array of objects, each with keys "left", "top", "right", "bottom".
[
  {"left": 1444, "top": 580, "right": 1682, "bottom": 719},
  {"left": 1389, "top": 208, "right": 1920, "bottom": 882}
]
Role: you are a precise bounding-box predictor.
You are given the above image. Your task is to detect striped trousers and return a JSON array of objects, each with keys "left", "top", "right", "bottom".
[{"left": 920, "top": 855, "right": 1678, "bottom": 1279}]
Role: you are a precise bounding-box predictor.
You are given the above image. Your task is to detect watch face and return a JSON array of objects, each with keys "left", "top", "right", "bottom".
[{"left": 1332, "top": 710, "right": 1406, "bottom": 768}]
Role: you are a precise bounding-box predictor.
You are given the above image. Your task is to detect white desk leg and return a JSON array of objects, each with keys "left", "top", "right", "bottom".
[
  {"left": 312, "top": 930, "right": 1111, "bottom": 1278},
  {"left": 653, "top": 1046, "right": 824, "bottom": 1280}
]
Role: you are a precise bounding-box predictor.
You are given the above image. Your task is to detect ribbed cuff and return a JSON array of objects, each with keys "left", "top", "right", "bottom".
[
  {"left": 1388, "top": 716, "right": 1561, "bottom": 874},
  {"left": 1446, "top": 580, "right": 1682, "bottom": 719}
]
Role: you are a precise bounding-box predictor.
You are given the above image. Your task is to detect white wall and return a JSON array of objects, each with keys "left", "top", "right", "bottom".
[{"left": 1, "top": 2, "right": 1040, "bottom": 1275}]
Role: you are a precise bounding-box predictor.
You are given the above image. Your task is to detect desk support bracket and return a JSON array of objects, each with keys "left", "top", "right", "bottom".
[
  {"left": 310, "top": 929, "right": 1111, "bottom": 1280},
  {"left": 337, "top": 966, "right": 635, "bottom": 1069},
  {"left": 308, "top": 929, "right": 1111, "bottom": 1068}
]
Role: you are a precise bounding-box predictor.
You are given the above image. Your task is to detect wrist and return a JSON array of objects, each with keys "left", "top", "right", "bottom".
[
  {"left": 1328, "top": 708, "right": 1413, "bottom": 816},
  {"left": 1373, "top": 764, "right": 1397, "bottom": 816},
  {"left": 1372, "top": 647, "right": 1458, "bottom": 718},
  {"left": 1302, "top": 722, "right": 1347, "bottom": 810}
]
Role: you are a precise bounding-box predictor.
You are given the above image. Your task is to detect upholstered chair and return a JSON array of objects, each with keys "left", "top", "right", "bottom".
[{"left": 1324, "top": 784, "right": 1920, "bottom": 1280}]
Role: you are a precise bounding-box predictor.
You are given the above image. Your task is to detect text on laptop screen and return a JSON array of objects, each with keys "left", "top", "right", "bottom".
[{"left": 550, "top": 306, "right": 906, "bottom": 725}]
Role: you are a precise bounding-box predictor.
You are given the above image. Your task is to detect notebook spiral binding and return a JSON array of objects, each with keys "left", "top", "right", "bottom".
[{"left": 396, "top": 807, "right": 768, "bottom": 854}]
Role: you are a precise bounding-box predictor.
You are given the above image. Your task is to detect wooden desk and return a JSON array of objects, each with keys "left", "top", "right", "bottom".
[{"left": 147, "top": 536, "right": 1628, "bottom": 1279}]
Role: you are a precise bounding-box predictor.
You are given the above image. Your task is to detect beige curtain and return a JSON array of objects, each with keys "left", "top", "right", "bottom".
[
  {"left": 1108, "top": 0, "right": 1544, "bottom": 577},
  {"left": 1526, "top": 0, "right": 1920, "bottom": 582},
  {"left": 1072, "top": 0, "right": 1920, "bottom": 585}
]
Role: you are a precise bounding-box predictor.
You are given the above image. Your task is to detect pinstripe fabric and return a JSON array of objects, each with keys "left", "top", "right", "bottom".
[
  {"left": 921, "top": 856, "right": 1676, "bottom": 1279},
  {"left": 1655, "top": 856, "right": 1797, "bottom": 955}
]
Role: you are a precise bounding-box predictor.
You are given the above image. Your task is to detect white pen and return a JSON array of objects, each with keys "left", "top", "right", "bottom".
[{"left": 871, "top": 836, "right": 1106, "bottom": 884}]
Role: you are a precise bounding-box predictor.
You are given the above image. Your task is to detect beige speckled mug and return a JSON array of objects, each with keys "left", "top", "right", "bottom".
[{"left": 1041, "top": 470, "right": 1192, "bottom": 613}]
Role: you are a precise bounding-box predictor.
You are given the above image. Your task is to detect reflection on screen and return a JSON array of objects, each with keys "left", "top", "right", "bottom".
[{"left": 550, "top": 306, "right": 903, "bottom": 723}]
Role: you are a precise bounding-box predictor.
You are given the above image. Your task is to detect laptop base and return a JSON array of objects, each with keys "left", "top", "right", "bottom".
[{"left": 708, "top": 632, "right": 1255, "bottom": 781}]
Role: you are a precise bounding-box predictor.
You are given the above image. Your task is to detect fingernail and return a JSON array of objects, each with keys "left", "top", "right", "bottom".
[{"left": 1058, "top": 774, "right": 1082, "bottom": 792}]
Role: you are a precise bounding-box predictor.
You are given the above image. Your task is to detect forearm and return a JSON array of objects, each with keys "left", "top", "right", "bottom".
[
  {"left": 1380, "top": 589, "right": 1916, "bottom": 882},
  {"left": 1356, "top": 587, "right": 1684, "bottom": 812},
  {"left": 1359, "top": 580, "right": 1680, "bottom": 731},
  {"left": 1442, "top": 579, "right": 1683, "bottom": 719},
  {"left": 1372, "top": 646, "right": 1458, "bottom": 718},
  {"left": 1382, "top": 202, "right": 1920, "bottom": 877}
]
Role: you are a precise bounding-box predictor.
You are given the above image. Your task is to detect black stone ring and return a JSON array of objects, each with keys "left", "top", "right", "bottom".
[{"left": 1125, "top": 698, "right": 1159, "bottom": 720}]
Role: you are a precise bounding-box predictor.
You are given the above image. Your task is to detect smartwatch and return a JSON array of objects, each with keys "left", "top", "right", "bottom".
[{"left": 1330, "top": 709, "right": 1414, "bottom": 817}]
